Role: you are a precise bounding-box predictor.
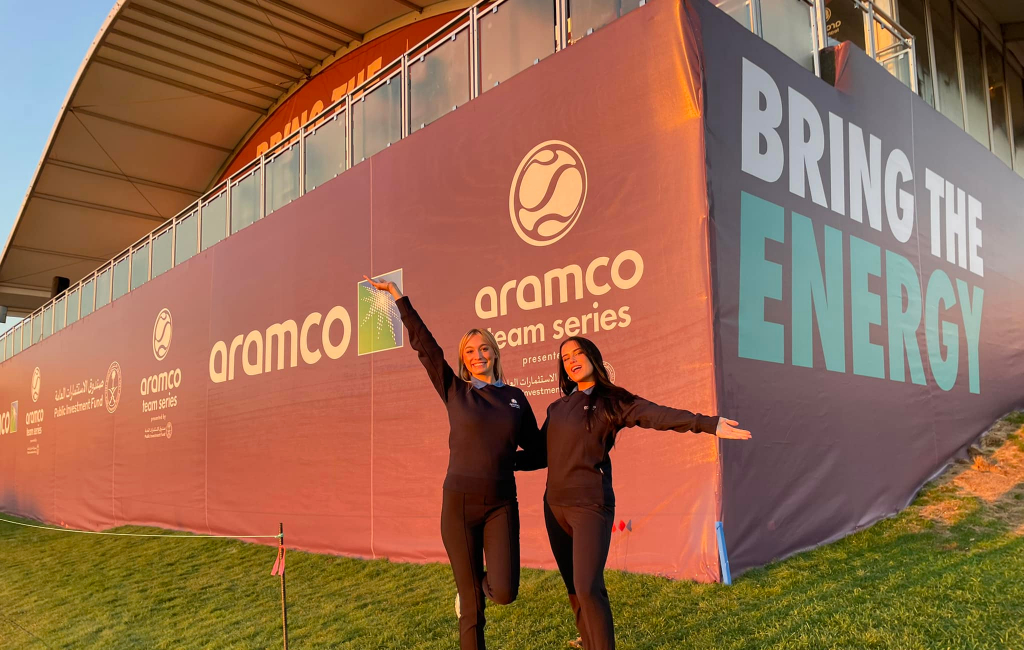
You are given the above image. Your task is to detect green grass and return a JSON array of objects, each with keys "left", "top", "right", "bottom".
[{"left": 3, "top": 415, "right": 1024, "bottom": 649}]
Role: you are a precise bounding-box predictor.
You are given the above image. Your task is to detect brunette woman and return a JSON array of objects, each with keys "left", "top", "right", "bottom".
[{"left": 519, "top": 336, "right": 751, "bottom": 650}]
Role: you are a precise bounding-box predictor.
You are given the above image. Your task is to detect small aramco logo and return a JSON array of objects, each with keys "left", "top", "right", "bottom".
[
  {"left": 357, "top": 270, "right": 405, "bottom": 356},
  {"left": 31, "top": 367, "right": 41, "bottom": 403},
  {"left": 509, "top": 141, "right": 587, "bottom": 247},
  {"left": 153, "top": 308, "right": 173, "bottom": 361},
  {"left": 105, "top": 361, "right": 123, "bottom": 414}
]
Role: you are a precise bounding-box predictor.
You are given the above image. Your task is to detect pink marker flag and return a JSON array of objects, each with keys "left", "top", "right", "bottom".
[{"left": 271, "top": 547, "right": 287, "bottom": 576}]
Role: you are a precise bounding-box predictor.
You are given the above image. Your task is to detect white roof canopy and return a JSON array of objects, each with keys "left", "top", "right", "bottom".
[{"left": 0, "top": 0, "right": 455, "bottom": 315}]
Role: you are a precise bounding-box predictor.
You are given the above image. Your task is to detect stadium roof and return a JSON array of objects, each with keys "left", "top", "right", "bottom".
[{"left": 0, "top": 0, "right": 459, "bottom": 316}]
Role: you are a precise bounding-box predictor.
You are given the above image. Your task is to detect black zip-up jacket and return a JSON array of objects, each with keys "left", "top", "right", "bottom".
[
  {"left": 519, "top": 388, "right": 719, "bottom": 506},
  {"left": 397, "top": 297, "right": 540, "bottom": 499}
]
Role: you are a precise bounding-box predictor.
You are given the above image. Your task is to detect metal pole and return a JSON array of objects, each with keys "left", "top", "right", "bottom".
[
  {"left": 401, "top": 54, "right": 410, "bottom": 139},
  {"left": 470, "top": 6, "right": 480, "bottom": 99},
  {"left": 908, "top": 36, "right": 919, "bottom": 94},
  {"left": 556, "top": 0, "right": 568, "bottom": 49},
  {"left": 298, "top": 128, "right": 306, "bottom": 198},
  {"left": 259, "top": 157, "right": 266, "bottom": 221},
  {"left": 279, "top": 522, "right": 288, "bottom": 650},
  {"left": 866, "top": 1, "right": 877, "bottom": 61}
]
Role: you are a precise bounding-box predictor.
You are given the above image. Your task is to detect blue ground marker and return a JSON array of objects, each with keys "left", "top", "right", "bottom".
[{"left": 716, "top": 521, "right": 733, "bottom": 585}]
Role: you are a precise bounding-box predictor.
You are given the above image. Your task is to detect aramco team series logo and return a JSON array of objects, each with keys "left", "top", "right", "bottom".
[
  {"left": 104, "top": 361, "right": 122, "bottom": 414},
  {"left": 358, "top": 270, "right": 404, "bottom": 356},
  {"left": 509, "top": 141, "right": 587, "bottom": 247},
  {"left": 31, "top": 367, "right": 41, "bottom": 403},
  {"left": 153, "top": 308, "right": 172, "bottom": 361}
]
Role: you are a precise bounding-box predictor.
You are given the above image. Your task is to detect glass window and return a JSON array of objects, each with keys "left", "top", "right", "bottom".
[
  {"left": 202, "top": 194, "right": 227, "bottom": 251},
  {"left": 95, "top": 269, "right": 111, "bottom": 310},
  {"left": 41, "top": 307, "right": 51, "bottom": 340},
  {"left": 152, "top": 228, "right": 173, "bottom": 279},
  {"left": 568, "top": 0, "right": 643, "bottom": 42},
  {"left": 930, "top": 0, "right": 963, "bottom": 128},
  {"left": 957, "top": 13, "right": 988, "bottom": 147},
  {"left": 761, "top": 0, "right": 815, "bottom": 71},
  {"left": 80, "top": 280, "right": 95, "bottom": 318},
  {"left": 985, "top": 40, "right": 1012, "bottom": 166},
  {"left": 824, "top": 0, "right": 866, "bottom": 50},
  {"left": 409, "top": 29, "right": 471, "bottom": 133},
  {"left": 712, "top": 0, "right": 752, "bottom": 29},
  {"left": 66, "top": 289, "right": 79, "bottom": 326},
  {"left": 131, "top": 243, "right": 150, "bottom": 290},
  {"left": 176, "top": 211, "right": 199, "bottom": 264},
  {"left": 14, "top": 325, "right": 22, "bottom": 354},
  {"left": 112, "top": 257, "right": 130, "bottom": 301},
  {"left": 31, "top": 314, "right": 41, "bottom": 344},
  {"left": 0, "top": 336, "right": 5, "bottom": 362},
  {"left": 3, "top": 332, "right": 9, "bottom": 360},
  {"left": 266, "top": 144, "right": 300, "bottom": 215},
  {"left": 231, "top": 168, "right": 262, "bottom": 233},
  {"left": 352, "top": 75, "right": 402, "bottom": 163},
  {"left": 896, "top": 0, "right": 933, "bottom": 106},
  {"left": 54, "top": 299, "right": 65, "bottom": 334},
  {"left": 1008, "top": 64, "right": 1024, "bottom": 175},
  {"left": 478, "top": 0, "right": 556, "bottom": 90},
  {"left": 304, "top": 113, "right": 346, "bottom": 192}
]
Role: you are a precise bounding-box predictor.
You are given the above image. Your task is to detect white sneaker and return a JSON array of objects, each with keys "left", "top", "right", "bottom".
[{"left": 455, "top": 593, "right": 461, "bottom": 618}]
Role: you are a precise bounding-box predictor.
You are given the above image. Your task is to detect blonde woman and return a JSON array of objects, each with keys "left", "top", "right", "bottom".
[{"left": 363, "top": 276, "right": 541, "bottom": 650}]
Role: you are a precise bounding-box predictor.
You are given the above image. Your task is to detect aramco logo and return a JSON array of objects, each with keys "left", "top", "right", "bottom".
[
  {"left": 105, "top": 361, "right": 122, "bottom": 414},
  {"left": 509, "top": 141, "right": 587, "bottom": 247},
  {"left": 0, "top": 401, "right": 17, "bottom": 435},
  {"left": 153, "top": 308, "right": 173, "bottom": 361},
  {"left": 31, "top": 367, "right": 41, "bottom": 403}
]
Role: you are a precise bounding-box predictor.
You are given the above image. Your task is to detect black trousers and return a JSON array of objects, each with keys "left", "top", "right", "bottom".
[
  {"left": 544, "top": 500, "right": 616, "bottom": 650},
  {"left": 440, "top": 489, "right": 521, "bottom": 650}
]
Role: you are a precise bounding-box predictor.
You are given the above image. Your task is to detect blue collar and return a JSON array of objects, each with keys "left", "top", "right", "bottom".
[
  {"left": 570, "top": 386, "right": 594, "bottom": 395},
  {"left": 471, "top": 377, "right": 505, "bottom": 389}
]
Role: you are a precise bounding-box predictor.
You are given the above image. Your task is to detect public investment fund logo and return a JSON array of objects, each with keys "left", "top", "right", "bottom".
[
  {"left": 104, "top": 361, "right": 123, "bottom": 414},
  {"left": 357, "top": 270, "right": 405, "bottom": 356},
  {"left": 509, "top": 141, "right": 587, "bottom": 247},
  {"left": 31, "top": 367, "right": 41, "bottom": 403},
  {"left": 153, "top": 308, "right": 173, "bottom": 361}
]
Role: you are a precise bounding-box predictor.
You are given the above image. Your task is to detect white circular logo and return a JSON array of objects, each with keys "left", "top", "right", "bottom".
[
  {"left": 31, "top": 368, "right": 41, "bottom": 403},
  {"left": 153, "top": 309, "right": 172, "bottom": 361},
  {"left": 509, "top": 141, "right": 587, "bottom": 247},
  {"left": 105, "top": 361, "right": 122, "bottom": 414},
  {"left": 602, "top": 361, "right": 615, "bottom": 383}
]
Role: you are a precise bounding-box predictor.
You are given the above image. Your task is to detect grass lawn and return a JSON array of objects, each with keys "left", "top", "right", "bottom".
[{"left": 2, "top": 413, "right": 1024, "bottom": 649}]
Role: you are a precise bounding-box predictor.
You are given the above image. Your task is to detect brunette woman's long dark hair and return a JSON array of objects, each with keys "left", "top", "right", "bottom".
[{"left": 557, "top": 337, "right": 636, "bottom": 436}]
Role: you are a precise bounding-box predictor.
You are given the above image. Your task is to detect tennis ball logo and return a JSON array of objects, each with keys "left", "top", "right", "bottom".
[
  {"left": 509, "top": 141, "right": 587, "bottom": 247},
  {"left": 31, "top": 367, "right": 41, "bottom": 403},
  {"left": 153, "top": 309, "right": 172, "bottom": 361}
]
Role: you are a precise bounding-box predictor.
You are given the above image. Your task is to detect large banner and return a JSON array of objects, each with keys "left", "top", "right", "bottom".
[
  {"left": 0, "top": 1, "right": 722, "bottom": 581},
  {"left": 698, "top": 0, "right": 1024, "bottom": 573}
]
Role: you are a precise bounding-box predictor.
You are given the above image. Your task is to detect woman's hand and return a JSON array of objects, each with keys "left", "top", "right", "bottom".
[
  {"left": 716, "top": 418, "right": 751, "bottom": 440},
  {"left": 363, "top": 275, "right": 403, "bottom": 301}
]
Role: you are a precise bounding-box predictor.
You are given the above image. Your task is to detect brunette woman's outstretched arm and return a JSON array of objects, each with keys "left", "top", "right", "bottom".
[
  {"left": 620, "top": 397, "right": 751, "bottom": 439},
  {"left": 363, "top": 275, "right": 456, "bottom": 402}
]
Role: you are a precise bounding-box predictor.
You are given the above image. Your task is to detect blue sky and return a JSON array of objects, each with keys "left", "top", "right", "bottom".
[{"left": 0, "top": 1, "right": 113, "bottom": 332}]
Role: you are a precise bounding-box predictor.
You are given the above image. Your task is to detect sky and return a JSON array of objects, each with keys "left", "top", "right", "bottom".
[{"left": 0, "top": 1, "right": 114, "bottom": 333}]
